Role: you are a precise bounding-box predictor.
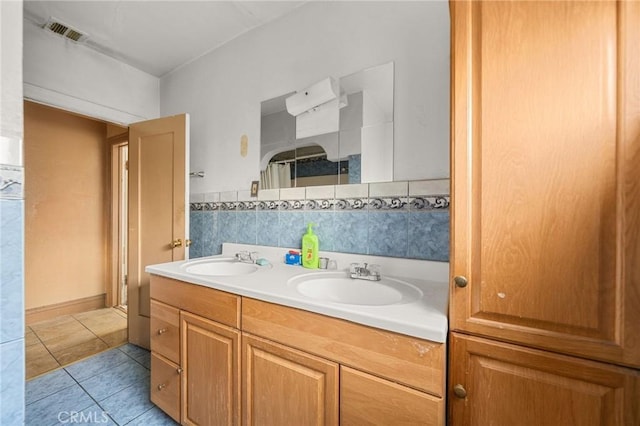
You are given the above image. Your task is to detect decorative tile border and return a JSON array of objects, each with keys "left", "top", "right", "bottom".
[
  {"left": 409, "top": 195, "right": 450, "bottom": 210},
  {"left": 190, "top": 179, "right": 450, "bottom": 212},
  {"left": 0, "top": 165, "right": 24, "bottom": 200},
  {"left": 192, "top": 195, "right": 451, "bottom": 212},
  {"left": 368, "top": 197, "right": 408, "bottom": 211}
]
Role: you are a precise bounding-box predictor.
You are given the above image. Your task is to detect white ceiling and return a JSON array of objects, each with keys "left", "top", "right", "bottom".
[{"left": 23, "top": 1, "right": 307, "bottom": 77}]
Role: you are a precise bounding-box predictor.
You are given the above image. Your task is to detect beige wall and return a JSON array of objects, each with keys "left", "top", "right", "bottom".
[{"left": 24, "top": 101, "right": 108, "bottom": 309}]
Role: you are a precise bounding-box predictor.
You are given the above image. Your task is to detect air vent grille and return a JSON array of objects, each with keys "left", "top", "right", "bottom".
[
  {"left": 47, "top": 22, "right": 68, "bottom": 35},
  {"left": 43, "top": 18, "right": 88, "bottom": 43},
  {"left": 65, "top": 29, "right": 83, "bottom": 42}
]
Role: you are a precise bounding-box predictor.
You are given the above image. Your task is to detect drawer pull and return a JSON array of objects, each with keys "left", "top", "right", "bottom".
[
  {"left": 157, "top": 383, "right": 167, "bottom": 391},
  {"left": 454, "top": 276, "right": 468, "bottom": 288},
  {"left": 177, "top": 367, "right": 183, "bottom": 374},
  {"left": 157, "top": 328, "right": 168, "bottom": 335},
  {"left": 453, "top": 384, "right": 467, "bottom": 399}
]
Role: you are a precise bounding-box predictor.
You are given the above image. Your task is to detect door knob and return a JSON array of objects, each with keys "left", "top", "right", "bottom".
[
  {"left": 453, "top": 384, "right": 467, "bottom": 398},
  {"left": 170, "top": 238, "right": 183, "bottom": 248},
  {"left": 454, "top": 276, "right": 468, "bottom": 288},
  {"left": 185, "top": 239, "right": 192, "bottom": 247}
]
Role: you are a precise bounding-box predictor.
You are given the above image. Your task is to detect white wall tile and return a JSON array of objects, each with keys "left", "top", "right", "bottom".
[
  {"left": 189, "top": 193, "right": 205, "bottom": 203},
  {"left": 220, "top": 191, "right": 237, "bottom": 202},
  {"left": 335, "top": 183, "right": 368, "bottom": 199},
  {"left": 409, "top": 179, "right": 450, "bottom": 196},
  {"left": 0, "top": 137, "right": 22, "bottom": 167},
  {"left": 305, "top": 185, "right": 335, "bottom": 200},
  {"left": 369, "top": 181, "right": 408, "bottom": 197},
  {"left": 203, "top": 192, "right": 220, "bottom": 202},
  {"left": 257, "top": 189, "right": 279, "bottom": 201},
  {"left": 237, "top": 190, "right": 255, "bottom": 201},
  {"left": 279, "top": 187, "right": 305, "bottom": 200}
]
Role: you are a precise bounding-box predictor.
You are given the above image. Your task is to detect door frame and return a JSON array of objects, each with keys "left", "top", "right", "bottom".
[{"left": 108, "top": 133, "right": 129, "bottom": 308}]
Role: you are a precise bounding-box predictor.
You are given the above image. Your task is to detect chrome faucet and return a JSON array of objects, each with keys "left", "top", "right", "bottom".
[
  {"left": 349, "top": 263, "right": 381, "bottom": 281},
  {"left": 235, "top": 251, "right": 258, "bottom": 264}
]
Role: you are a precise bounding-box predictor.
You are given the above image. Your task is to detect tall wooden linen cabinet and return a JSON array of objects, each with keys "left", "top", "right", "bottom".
[{"left": 448, "top": 1, "right": 640, "bottom": 425}]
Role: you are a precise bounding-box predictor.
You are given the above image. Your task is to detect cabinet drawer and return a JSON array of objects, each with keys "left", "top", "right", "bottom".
[
  {"left": 150, "top": 274, "right": 240, "bottom": 328},
  {"left": 151, "top": 353, "right": 181, "bottom": 423},
  {"left": 341, "top": 366, "right": 444, "bottom": 426},
  {"left": 150, "top": 300, "right": 180, "bottom": 363},
  {"left": 242, "top": 298, "right": 445, "bottom": 396}
]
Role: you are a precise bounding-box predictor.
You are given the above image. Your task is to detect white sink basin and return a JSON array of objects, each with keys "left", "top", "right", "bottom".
[
  {"left": 181, "top": 258, "right": 258, "bottom": 276},
  {"left": 288, "top": 272, "right": 422, "bottom": 306}
]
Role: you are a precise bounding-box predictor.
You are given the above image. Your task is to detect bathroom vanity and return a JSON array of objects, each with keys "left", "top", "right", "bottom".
[{"left": 146, "top": 244, "right": 448, "bottom": 425}]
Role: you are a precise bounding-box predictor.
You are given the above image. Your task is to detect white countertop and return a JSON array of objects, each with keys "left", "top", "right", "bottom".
[{"left": 145, "top": 243, "right": 449, "bottom": 343}]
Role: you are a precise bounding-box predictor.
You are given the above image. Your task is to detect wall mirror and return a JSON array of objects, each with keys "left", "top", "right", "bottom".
[{"left": 260, "top": 62, "right": 394, "bottom": 189}]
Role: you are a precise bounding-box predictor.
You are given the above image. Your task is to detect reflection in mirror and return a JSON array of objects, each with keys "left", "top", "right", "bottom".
[{"left": 259, "top": 62, "right": 393, "bottom": 189}]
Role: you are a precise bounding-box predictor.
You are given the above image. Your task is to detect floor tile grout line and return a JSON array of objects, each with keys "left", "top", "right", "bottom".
[
  {"left": 72, "top": 313, "right": 107, "bottom": 342},
  {"left": 26, "top": 325, "right": 62, "bottom": 371},
  {"left": 32, "top": 315, "right": 97, "bottom": 367},
  {"left": 69, "top": 349, "right": 151, "bottom": 426},
  {"left": 27, "top": 345, "right": 160, "bottom": 426},
  {"left": 26, "top": 344, "right": 130, "bottom": 406},
  {"left": 69, "top": 370, "right": 121, "bottom": 425},
  {"left": 28, "top": 309, "right": 129, "bottom": 379},
  {"left": 123, "top": 405, "right": 160, "bottom": 426},
  {"left": 25, "top": 371, "right": 76, "bottom": 407}
]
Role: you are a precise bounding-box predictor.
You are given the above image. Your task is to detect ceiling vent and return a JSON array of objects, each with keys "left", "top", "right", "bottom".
[{"left": 43, "top": 18, "right": 89, "bottom": 43}]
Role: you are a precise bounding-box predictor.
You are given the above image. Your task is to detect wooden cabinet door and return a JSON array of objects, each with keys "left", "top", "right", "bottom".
[
  {"left": 450, "top": 0, "right": 640, "bottom": 367},
  {"left": 340, "top": 366, "right": 444, "bottom": 426},
  {"left": 151, "top": 352, "right": 181, "bottom": 423},
  {"left": 448, "top": 333, "right": 640, "bottom": 426},
  {"left": 242, "top": 334, "right": 339, "bottom": 426},
  {"left": 181, "top": 311, "right": 240, "bottom": 426}
]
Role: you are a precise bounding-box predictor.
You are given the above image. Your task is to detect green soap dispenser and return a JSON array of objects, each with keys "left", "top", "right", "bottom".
[{"left": 301, "top": 223, "right": 319, "bottom": 269}]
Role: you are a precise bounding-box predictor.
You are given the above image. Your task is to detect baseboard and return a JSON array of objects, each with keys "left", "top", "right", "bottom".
[{"left": 26, "top": 294, "right": 106, "bottom": 325}]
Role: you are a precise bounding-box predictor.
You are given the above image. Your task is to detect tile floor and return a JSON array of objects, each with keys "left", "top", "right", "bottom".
[
  {"left": 26, "top": 308, "right": 128, "bottom": 379},
  {"left": 26, "top": 344, "right": 178, "bottom": 425}
]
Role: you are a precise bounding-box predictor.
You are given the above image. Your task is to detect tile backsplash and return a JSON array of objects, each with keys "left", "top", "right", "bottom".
[{"left": 189, "top": 179, "right": 449, "bottom": 262}]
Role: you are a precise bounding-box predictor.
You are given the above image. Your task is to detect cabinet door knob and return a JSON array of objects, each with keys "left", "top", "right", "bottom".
[
  {"left": 453, "top": 384, "right": 467, "bottom": 398},
  {"left": 157, "top": 328, "right": 168, "bottom": 335},
  {"left": 176, "top": 367, "right": 183, "bottom": 374},
  {"left": 171, "top": 238, "right": 183, "bottom": 248},
  {"left": 157, "top": 383, "right": 167, "bottom": 391},
  {"left": 454, "top": 276, "right": 468, "bottom": 288}
]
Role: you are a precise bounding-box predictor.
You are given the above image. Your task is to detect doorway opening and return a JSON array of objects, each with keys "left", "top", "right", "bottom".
[{"left": 111, "top": 142, "right": 129, "bottom": 312}]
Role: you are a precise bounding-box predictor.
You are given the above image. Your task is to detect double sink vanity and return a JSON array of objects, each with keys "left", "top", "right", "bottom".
[{"left": 146, "top": 243, "right": 448, "bottom": 425}]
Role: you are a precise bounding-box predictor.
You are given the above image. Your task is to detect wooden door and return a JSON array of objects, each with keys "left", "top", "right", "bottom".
[
  {"left": 181, "top": 311, "right": 240, "bottom": 426},
  {"left": 448, "top": 333, "right": 640, "bottom": 426},
  {"left": 128, "top": 114, "right": 188, "bottom": 348},
  {"left": 242, "top": 334, "right": 339, "bottom": 426},
  {"left": 449, "top": 0, "right": 640, "bottom": 367}
]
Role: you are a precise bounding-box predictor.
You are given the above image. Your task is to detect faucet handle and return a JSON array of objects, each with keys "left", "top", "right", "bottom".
[{"left": 368, "top": 264, "right": 381, "bottom": 277}]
